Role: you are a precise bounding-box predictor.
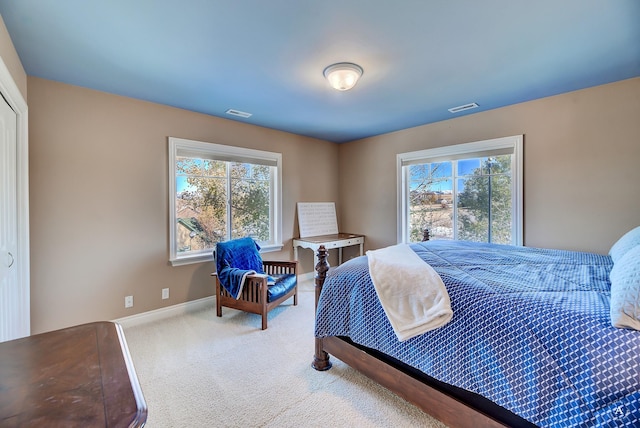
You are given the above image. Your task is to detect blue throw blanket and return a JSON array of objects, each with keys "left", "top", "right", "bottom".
[
  {"left": 218, "top": 263, "right": 257, "bottom": 299},
  {"left": 215, "top": 237, "right": 266, "bottom": 299}
]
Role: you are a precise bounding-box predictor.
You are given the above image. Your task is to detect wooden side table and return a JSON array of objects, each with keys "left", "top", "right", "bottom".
[
  {"left": 0, "top": 321, "right": 147, "bottom": 427},
  {"left": 293, "top": 233, "right": 365, "bottom": 267}
]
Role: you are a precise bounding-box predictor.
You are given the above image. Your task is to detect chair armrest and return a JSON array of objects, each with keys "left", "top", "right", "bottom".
[
  {"left": 211, "top": 271, "right": 267, "bottom": 278},
  {"left": 212, "top": 271, "right": 268, "bottom": 281}
]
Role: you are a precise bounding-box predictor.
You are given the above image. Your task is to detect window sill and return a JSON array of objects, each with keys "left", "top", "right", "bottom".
[
  {"left": 170, "top": 252, "right": 213, "bottom": 267},
  {"left": 258, "top": 243, "right": 284, "bottom": 253},
  {"left": 170, "top": 243, "right": 283, "bottom": 267}
]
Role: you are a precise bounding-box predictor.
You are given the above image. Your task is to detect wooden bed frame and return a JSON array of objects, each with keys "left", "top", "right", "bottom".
[{"left": 311, "top": 244, "right": 532, "bottom": 428}]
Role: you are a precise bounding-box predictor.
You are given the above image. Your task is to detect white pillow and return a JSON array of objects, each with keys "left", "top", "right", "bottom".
[
  {"left": 610, "top": 245, "right": 640, "bottom": 331},
  {"left": 609, "top": 225, "right": 640, "bottom": 263}
]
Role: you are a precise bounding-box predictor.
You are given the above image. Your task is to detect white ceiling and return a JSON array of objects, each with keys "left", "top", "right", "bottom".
[{"left": 1, "top": 0, "right": 639, "bottom": 143}]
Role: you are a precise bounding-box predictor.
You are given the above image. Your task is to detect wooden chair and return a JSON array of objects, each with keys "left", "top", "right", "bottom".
[{"left": 212, "top": 237, "right": 298, "bottom": 330}]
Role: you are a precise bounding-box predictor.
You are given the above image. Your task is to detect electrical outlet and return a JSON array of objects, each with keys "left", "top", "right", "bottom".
[
  {"left": 125, "top": 295, "right": 134, "bottom": 308},
  {"left": 162, "top": 288, "right": 169, "bottom": 300}
]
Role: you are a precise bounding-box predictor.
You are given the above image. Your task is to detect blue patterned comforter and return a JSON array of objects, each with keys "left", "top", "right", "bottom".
[{"left": 315, "top": 240, "right": 640, "bottom": 427}]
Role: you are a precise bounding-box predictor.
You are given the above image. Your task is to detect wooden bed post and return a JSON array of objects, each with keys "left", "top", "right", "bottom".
[
  {"left": 312, "top": 245, "right": 332, "bottom": 371},
  {"left": 422, "top": 227, "right": 430, "bottom": 241}
]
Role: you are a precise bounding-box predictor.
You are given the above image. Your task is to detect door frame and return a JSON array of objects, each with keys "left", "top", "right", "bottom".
[{"left": 0, "top": 56, "right": 30, "bottom": 338}]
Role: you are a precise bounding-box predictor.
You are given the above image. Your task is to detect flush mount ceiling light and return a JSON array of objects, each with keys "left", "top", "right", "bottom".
[{"left": 323, "top": 62, "right": 363, "bottom": 91}]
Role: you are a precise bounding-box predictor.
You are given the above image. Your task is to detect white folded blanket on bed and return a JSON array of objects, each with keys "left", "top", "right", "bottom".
[{"left": 367, "top": 244, "right": 453, "bottom": 341}]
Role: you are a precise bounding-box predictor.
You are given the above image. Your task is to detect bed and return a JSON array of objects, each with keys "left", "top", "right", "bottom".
[{"left": 312, "top": 238, "right": 640, "bottom": 427}]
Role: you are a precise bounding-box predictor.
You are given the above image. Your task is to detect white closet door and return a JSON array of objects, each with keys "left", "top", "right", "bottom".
[{"left": 0, "top": 95, "right": 19, "bottom": 342}]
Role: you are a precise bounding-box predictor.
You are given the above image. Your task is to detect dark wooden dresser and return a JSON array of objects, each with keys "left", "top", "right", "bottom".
[{"left": 0, "top": 321, "right": 147, "bottom": 427}]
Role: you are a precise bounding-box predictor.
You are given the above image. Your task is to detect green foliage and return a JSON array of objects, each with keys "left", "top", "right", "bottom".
[
  {"left": 408, "top": 163, "right": 453, "bottom": 242},
  {"left": 457, "top": 156, "right": 511, "bottom": 243},
  {"left": 176, "top": 158, "right": 271, "bottom": 251},
  {"left": 408, "top": 155, "right": 512, "bottom": 244},
  {"left": 230, "top": 164, "right": 270, "bottom": 241}
]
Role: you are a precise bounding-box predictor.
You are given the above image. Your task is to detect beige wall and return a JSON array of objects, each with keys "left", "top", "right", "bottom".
[
  {"left": 0, "top": 15, "right": 26, "bottom": 101},
  {"left": 28, "top": 77, "right": 339, "bottom": 333},
  {"left": 339, "top": 77, "right": 640, "bottom": 254}
]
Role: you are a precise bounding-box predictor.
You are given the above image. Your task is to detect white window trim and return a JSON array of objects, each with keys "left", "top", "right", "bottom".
[
  {"left": 397, "top": 135, "right": 523, "bottom": 245},
  {"left": 168, "top": 137, "right": 283, "bottom": 266}
]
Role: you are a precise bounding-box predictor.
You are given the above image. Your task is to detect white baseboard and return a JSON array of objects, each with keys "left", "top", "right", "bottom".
[
  {"left": 114, "top": 296, "right": 215, "bottom": 329},
  {"left": 114, "top": 273, "right": 317, "bottom": 329}
]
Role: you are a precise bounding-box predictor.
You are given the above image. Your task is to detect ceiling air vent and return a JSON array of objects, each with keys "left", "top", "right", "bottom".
[
  {"left": 225, "top": 109, "right": 252, "bottom": 118},
  {"left": 448, "top": 103, "right": 479, "bottom": 114}
]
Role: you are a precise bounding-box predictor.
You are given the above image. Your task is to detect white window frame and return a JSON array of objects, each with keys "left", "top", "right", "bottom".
[
  {"left": 169, "top": 137, "right": 283, "bottom": 266},
  {"left": 397, "top": 135, "right": 523, "bottom": 245}
]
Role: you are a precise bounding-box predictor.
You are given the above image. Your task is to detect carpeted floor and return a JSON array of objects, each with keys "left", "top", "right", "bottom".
[{"left": 123, "top": 281, "right": 447, "bottom": 427}]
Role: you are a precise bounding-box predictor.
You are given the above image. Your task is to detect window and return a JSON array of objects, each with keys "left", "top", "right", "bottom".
[
  {"left": 169, "top": 137, "right": 282, "bottom": 266},
  {"left": 397, "top": 135, "right": 523, "bottom": 245}
]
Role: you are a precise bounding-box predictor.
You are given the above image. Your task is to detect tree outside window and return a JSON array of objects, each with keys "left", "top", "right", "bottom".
[
  {"left": 456, "top": 155, "right": 512, "bottom": 244},
  {"left": 176, "top": 159, "right": 271, "bottom": 253}
]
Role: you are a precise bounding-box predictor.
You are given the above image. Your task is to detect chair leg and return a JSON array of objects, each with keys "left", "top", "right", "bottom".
[
  {"left": 294, "top": 288, "right": 298, "bottom": 306},
  {"left": 261, "top": 311, "right": 267, "bottom": 330},
  {"left": 215, "top": 283, "right": 222, "bottom": 317}
]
